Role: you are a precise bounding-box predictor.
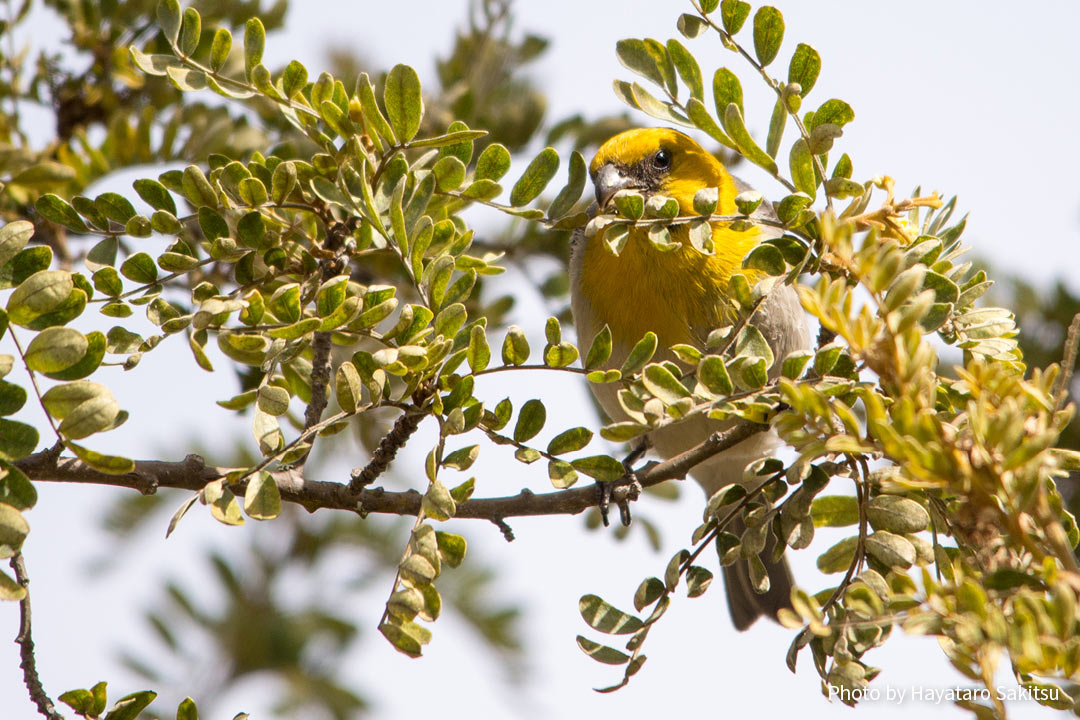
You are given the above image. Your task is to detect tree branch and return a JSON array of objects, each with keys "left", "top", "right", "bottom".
[
  {"left": 10, "top": 553, "right": 65, "bottom": 720},
  {"left": 16, "top": 421, "right": 768, "bottom": 522},
  {"left": 348, "top": 407, "right": 428, "bottom": 493}
]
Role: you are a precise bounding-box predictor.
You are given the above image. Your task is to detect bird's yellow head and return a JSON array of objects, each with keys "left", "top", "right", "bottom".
[
  {"left": 589, "top": 128, "right": 738, "bottom": 215},
  {"left": 574, "top": 128, "right": 762, "bottom": 351}
]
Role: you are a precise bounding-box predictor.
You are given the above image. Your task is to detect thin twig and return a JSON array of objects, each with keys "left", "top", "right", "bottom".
[
  {"left": 10, "top": 553, "right": 65, "bottom": 720},
  {"left": 1053, "top": 312, "right": 1080, "bottom": 414},
  {"left": 349, "top": 391, "right": 431, "bottom": 493},
  {"left": 818, "top": 456, "right": 869, "bottom": 619}
]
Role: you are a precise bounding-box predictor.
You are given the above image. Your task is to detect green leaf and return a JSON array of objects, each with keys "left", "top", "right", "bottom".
[
  {"left": 698, "top": 355, "right": 733, "bottom": 395},
  {"left": 865, "top": 531, "right": 916, "bottom": 569},
  {"left": 268, "top": 283, "right": 301, "bottom": 323},
  {"left": 42, "top": 330, "right": 104, "bottom": 380},
  {"left": 816, "top": 536, "right": 857, "bottom": 574},
  {"left": 642, "top": 363, "right": 691, "bottom": 404},
  {"left": 238, "top": 177, "right": 268, "bottom": 206},
  {"left": 0, "top": 501, "right": 29, "bottom": 555},
  {"left": 104, "top": 690, "right": 157, "bottom": 720},
  {"left": 177, "top": 697, "right": 198, "bottom": 720},
  {"left": 570, "top": 455, "right": 625, "bottom": 483},
  {"left": 166, "top": 65, "right": 207, "bottom": 92},
  {"left": 548, "top": 460, "right": 578, "bottom": 488},
  {"left": 509, "top": 147, "right": 559, "bottom": 207},
  {"left": 281, "top": 60, "right": 308, "bottom": 99},
  {"left": 600, "top": 421, "right": 649, "bottom": 442},
  {"left": 686, "top": 98, "right": 736, "bottom": 150},
  {"left": 676, "top": 13, "right": 708, "bottom": 40},
  {"left": 156, "top": 0, "right": 181, "bottom": 45},
  {"left": 433, "top": 156, "right": 466, "bottom": 191},
  {"left": 788, "top": 43, "right": 821, "bottom": 96},
  {"left": 442, "top": 445, "right": 479, "bottom": 472},
  {"left": 10, "top": 162, "right": 75, "bottom": 189},
  {"left": 621, "top": 332, "right": 657, "bottom": 375},
  {"left": 22, "top": 284, "right": 86, "bottom": 332},
  {"left": 686, "top": 566, "right": 714, "bottom": 598},
  {"left": 547, "top": 150, "right": 586, "bottom": 220},
  {"left": 435, "top": 530, "right": 466, "bottom": 567},
  {"left": 584, "top": 326, "right": 612, "bottom": 370},
  {"left": 182, "top": 165, "right": 217, "bottom": 207},
  {"left": 579, "top": 594, "right": 643, "bottom": 635},
  {"left": 712, "top": 68, "right": 743, "bottom": 118},
  {"left": 243, "top": 17, "right": 264, "bottom": 79},
  {"left": 780, "top": 349, "right": 812, "bottom": 378},
  {"left": 179, "top": 7, "right": 201, "bottom": 56},
  {"left": 806, "top": 98, "right": 855, "bottom": 131},
  {"left": 576, "top": 635, "right": 631, "bottom": 665},
  {"left": 0, "top": 419, "right": 38, "bottom": 459},
  {"left": 743, "top": 243, "right": 786, "bottom": 275},
  {"left": 513, "top": 399, "right": 546, "bottom": 443},
  {"left": 0, "top": 380, "right": 26, "bottom": 416},
  {"left": 68, "top": 443, "right": 135, "bottom": 474},
  {"left": 209, "top": 27, "right": 231, "bottom": 72},
  {"left": 810, "top": 495, "right": 859, "bottom": 527},
  {"left": 120, "top": 252, "right": 158, "bottom": 283},
  {"left": 467, "top": 325, "right": 490, "bottom": 372},
  {"left": 133, "top": 178, "right": 177, "bottom": 214},
  {"left": 271, "top": 160, "right": 298, "bottom": 205},
  {"left": 722, "top": 104, "right": 778, "bottom": 175},
  {"left": 129, "top": 48, "right": 179, "bottom": 76},
  {"left": 24, "top": 327, "right": 87, "bottom": 373},
  {"left": 667, "top": 39, "right": 703, "bottom": 100},
  {"left": 256, "top": 385, "right": 290, "bottom": 416},
  {"left": 544, "top": 341, "right": 578, "bottom": 368},
  {"left": 95, "top": 193, "right": 136, "bottom": 225},
  {"left": 384, "top": 64, "right": 423, "bottom": 142},
  {"left": 547, "top": 427, "right": 593, "bottom": 455},
  {"left": 35, "top": 194, "right": 88, "bottom": 233},
  {"left": 0, "top": 460, "right": 37, "bottom": 510},
  {"left": 615, "top": 38, "right": 665, "bottom": 89},
  {"left": 58, "top": 392, "right": 120, "bottom": 440},
  {"left": 0, "top": 221, "right": 34, "bottom": 270},
  {"left": 613, "top": 191, "right": 644, "bottom": 220},
  {"left": 734, "top": 325, "right": 774, "bottom": 368},
  {"left": 244, "top": 471, "right": 281, "bottom": 520},
  {"left": 765, "top": 96, "right": 786, "bottom": 159},
  {"left": 501, "top": 325, "right": 529, "bottom": 366},
  {"left": 475, "top": 143, "right": 511, "bottom": 181},
  {"left": 719, "top": 0, "right": 751, "bottom": 34},
  {"left": 866, "top": 495, "right": 929, "bottom": 534},
  {"left": 752, "top": 6, "right": 785, "bottom": 66},
  {"left": 634, "top": 577, "right": 666, "bottom": 611},
  {"left": 380, "top": 619, "right": 431, "bottom": 658},
  {"left": 354, "top": 72, "right": 395, "bottom": 147},
  {"left": 2, "top": 245, "right": 53, "bottom": 289}
]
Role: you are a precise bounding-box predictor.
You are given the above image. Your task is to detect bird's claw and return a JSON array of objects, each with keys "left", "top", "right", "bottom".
[
  {"left": 596, "top": 480, "right": 615, "bottom": 527},
  {"left": 595, "top": 473, "right": 642, "bottom": 528}
]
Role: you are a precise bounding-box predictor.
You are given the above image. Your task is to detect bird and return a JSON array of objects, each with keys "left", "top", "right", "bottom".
[{"left": 568, "top": 127, "right": 811, "bottom": 630}]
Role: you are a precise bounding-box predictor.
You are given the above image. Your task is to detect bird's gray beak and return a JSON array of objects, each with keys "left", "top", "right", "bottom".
[{"left": 593, "top": 163, "right": 632, "bottom": 210}]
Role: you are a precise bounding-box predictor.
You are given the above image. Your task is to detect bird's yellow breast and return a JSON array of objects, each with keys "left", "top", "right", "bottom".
[{"left": 580, "top": 223, "right": 761, "bottom": 351}]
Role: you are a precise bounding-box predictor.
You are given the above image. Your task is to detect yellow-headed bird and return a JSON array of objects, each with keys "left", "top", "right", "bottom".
[{"left": 569, "top": 128, "right": 810, "bottom": 630}]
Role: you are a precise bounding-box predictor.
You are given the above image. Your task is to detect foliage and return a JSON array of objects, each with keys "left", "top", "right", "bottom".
[{"left": 0, "top": 1, "right": 1078, "bottom": 719}]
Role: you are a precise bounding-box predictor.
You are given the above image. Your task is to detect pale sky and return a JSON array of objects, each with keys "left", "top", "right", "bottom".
[{"left": 2, "top": 2, "right": 1079, "bottom": 719}]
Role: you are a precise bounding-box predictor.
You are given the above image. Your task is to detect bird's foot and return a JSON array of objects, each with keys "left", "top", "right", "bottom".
[{"left": 595, "top": 473, "right": 642, "bottom": 528}]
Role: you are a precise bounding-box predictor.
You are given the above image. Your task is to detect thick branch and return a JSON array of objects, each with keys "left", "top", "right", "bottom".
[
  {"left": 11, "top": 553, "right": 65, "bottom": 720},
  {"left": 17, "top": 422, "right": 767, "bottom": 522}
]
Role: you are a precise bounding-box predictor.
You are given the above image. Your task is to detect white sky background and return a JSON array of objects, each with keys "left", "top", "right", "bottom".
[{"left": 3, "top": 1, "right": 1080, "bottom": 718}]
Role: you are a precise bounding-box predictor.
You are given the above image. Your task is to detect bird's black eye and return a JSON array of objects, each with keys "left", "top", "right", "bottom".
[{"left": 652, "top": 148, "right": 673, "bottom": 171}]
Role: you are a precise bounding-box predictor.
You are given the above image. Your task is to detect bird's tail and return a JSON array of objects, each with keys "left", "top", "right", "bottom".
[{"left": 722, "top": 514, "right": 794, "bottom": 631}]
